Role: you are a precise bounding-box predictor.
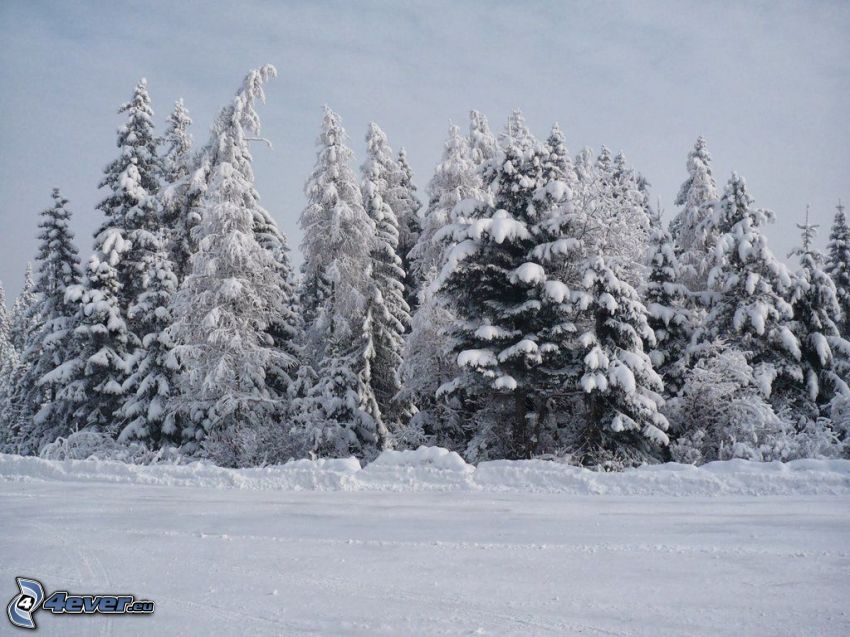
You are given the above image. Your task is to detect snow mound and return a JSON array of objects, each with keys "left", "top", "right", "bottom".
[{"left": 1, "top": 448, "right": 849, "bottom": 496}]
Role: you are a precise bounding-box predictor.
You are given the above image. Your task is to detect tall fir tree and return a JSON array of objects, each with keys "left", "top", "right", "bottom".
[
  {"left": 468, "top": 110, "right": 497, "bottom": 170},
  {"left": 669, "top": 136, "right": 718, "bottom": 292},
  {"left": 96, "top": 78, "right": 161, "bottom": 335},
  {"left": 438, "top": 116, "right": 577, "bottom": 459},
  {"left": 696, "top": 174, "right": 802, "bottom": 409},
  {"left": 542, "top": 122, "right": 576, "bottom": 188},
  {"left": 9, "top": 190, "right": 82, "bottom": 454},
  {"left": 787, "top": 209, "right": 850, "bottom": 416},
  {"left": 361, "top": 123, "right": 412, "bottom": 427},
  {"left": 0, "top": 281, "right": 19, "bottom": 450},
  {"left": 9, "top": 264, "right": 39, "bottom": 353},
  {"left": 394, "top": 147, "right": 422, "bottom": 312},
  {"left": 159, "top": 98, "right": 196, "bottom": 280},
  {"left": 575, "top": 255, "right": 670, "bottom": 465},
  {"left": 167, "top": 66, "right": 293, "bottom": 464},
  {"left": 295, "top": 107, "right": 385, "bottom": 460},
  {"left": 826, "top": 200, "right": 850, "bottom": 337},
  {"left": 644, "top": 224, "right": 692, "bottom": 398}
]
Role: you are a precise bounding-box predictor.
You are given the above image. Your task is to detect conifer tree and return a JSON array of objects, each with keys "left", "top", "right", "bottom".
[
  {"left": 96, "top": 78, "right": 160, "bottom": 331},
  {"left": 159, "top": 99, "right": 195, "bottom": 279},
  {"left": 468, "top": 110, "right": 497, "bottom": 169},
  {"left": 10, "top": 264, "right": 39, "bottom": 353},
  {"left": 0, "top": 282, "right": 18, "bottom": 450},
  {"left": 697, "top": 174, "right": 802, "bottom": 408},
  {"left": 542, "top": 123, "right": 576, "bottom": 187},
  {"left": 788, "top": 209, "right": 850, "bottom": 416},
  {"left": 575, "top": 255, "right": 670, "bottom": 464},
  {"left": 394, "top": 147, "right": 422, "bottom": 312},
  {"left": 644, "top": 224, "right": 692, "bottom": 397},
  {"left": 9, "top": 190, "right": 82, "bottom": 453},
  {"left": 826, "top": 200, "right": 850, "bottom": 337},
  {"left": 438, "top": 118, "right": 576, "bottom": 458},
  {"left": 669, "top": 137, "right": 718, "bottom": 291},
  {"left": 295, "top": 107, "right": 385, "bottom": 459},
  {"left": 361, "top": 122, "right": 412, "bottom": 426}
]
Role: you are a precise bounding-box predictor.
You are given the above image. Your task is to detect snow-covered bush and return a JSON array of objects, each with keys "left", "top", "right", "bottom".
[
  {"left": 669, "top": 342, "right": 844, "bottom": 464},
  {"left": 39, "top": 431, "right": 183, "bottom": 464}
]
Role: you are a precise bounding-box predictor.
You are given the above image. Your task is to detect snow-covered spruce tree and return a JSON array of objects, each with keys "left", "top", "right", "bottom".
[
  {"left": 9, "top": 264, "right": 39, "bottom": 353},
  {"left": 669, "top": 136, "right": 718, "bottom": 292},
  {"left": 573, "top": 255, "right": 670, "bottom": 466},
  {"left": 294, "top": 107, "right": 385, "bottom": 460},
  {"left": 116, "top": 232, "right": 181, "bottom": 447},
  {"left": 644, "top": 224, "right": 692, "bottom": 398},
  {"left": 360, "top": 122, "right": 413, "bottom": 426},
  {"left": 696, "top": 174, "right": 802, "bottom": 412},
  {"left": 400, "top": 124, "right": 490, "bottom": 448},
  {"left": 158, "top": 99, "right": 195, "bottom": 279},
  {"left": 787, "top": 212, "right": 850, "bottom": 418},
  {"left": 437, "top": 118, "right": 577, "bottom": 459},
  {"left": 542, "top": 123, "right": 576, "bottom": 188},
  {"left": 826, "top": 200, "right": 850, "bottom": 337},
  {"left": 8, "top": 190, "right": 82, "bottom": 454},
  {"left": 41, "top": 227, "right": 133, "bottom": 438},
  {"left": 394, "top": 147, "right": 422, "bottom": 312},
  {"left": 468, "top": 110, "right": 498, "bottom": 170},
  {"left": 96, "top": 78, "right": 160, "bottom": 336},
  {"left": 0, "top": 281, "right": 19, "bottom": 450},
  {"left": 168, "top": 154, "right": 287, "bottom": 462}
]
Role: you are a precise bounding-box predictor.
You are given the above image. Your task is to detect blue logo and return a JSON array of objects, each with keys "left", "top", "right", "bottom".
[
  {"left": 6, "top": 577, "right": 155, "bottom": 630},
  {"left": 7, "top": 578, "right": 45, "bottom": 630}
]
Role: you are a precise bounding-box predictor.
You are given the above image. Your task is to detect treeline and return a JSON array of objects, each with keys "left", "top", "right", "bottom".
[{"left": 0, "top": 65, "right": 848, "bottom": 468}]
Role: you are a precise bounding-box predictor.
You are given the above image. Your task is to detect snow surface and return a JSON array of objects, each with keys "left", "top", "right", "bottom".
[{"left": 1, "top": 452, "right": 849, "bottom": 636}]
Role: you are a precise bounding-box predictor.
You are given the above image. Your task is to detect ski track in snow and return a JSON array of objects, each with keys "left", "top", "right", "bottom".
[{"left": 1, "top": 457, "right": 849, "bottom": 636}]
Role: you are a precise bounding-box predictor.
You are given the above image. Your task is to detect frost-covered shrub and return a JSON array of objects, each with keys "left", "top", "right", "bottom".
[
  {"left": 39, "top": 431, "right": 183, "bottom": 464},
  {"left": 669, "top": 343, "right": 797, "bottom": 463}
]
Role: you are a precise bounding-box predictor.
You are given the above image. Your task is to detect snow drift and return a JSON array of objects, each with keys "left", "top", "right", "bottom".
[{"left": 2, "top": 447, "right": 849, "bottom": 496}]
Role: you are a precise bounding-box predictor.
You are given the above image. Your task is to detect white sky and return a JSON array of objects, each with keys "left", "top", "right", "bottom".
[{"left": 1, "top": 0, "right": 848, "bottom": 300}]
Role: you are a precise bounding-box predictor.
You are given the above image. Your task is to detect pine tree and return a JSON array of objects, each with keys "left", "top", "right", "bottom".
[
  {"left": 669, "top": 136, "right": 718, "bottom": 291},
  {"left": 697, "top": 174, "right": 802, "bottom": 409},
  {"left": 644, "top": 224, "right": 692, "bottom": 397},
  {"left": 575, "top": 255, "right": 670, "bottom": 465},
  {"left": 159, "top": 99, "right": 195, "bottom": 280},
  {"left": 295, "top": 107, "right": 385, "bottom": 460},
  {"left": 0, "top": 281, "right": 18, "bottom": 450},
  {"left": 8, "top": 190, "right": 82, "bottom": 454},
  {"left": 394, "top": 147, "right": 422, "bottom": 312},
  {"left": 543, "top": 123, "right": 576, "bottom": 188},
  {"left": 361, "top": 123, "right": 412, "bottom": 426},
  {"left": 826, "top": 200, "right": 850, "bottom": 337},
  {"left": 788, "top": 209, "right": 850, "bottom": 416}
]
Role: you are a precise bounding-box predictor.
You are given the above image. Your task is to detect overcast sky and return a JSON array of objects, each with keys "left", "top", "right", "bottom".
[{"left": 1, "top": 0, "right": 848, "bottom": 300}]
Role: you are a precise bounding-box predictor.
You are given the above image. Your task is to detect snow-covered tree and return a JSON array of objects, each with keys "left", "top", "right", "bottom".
[
  {"left": 360, "top": 122, "right": 412, "bottom": 425},
  {"left": 9, "top": 264, "right": 38, "bottom": 353},
  {"left": 438, "top": 119, "right": 577, "bottom": 459},
  {"left": 826, "top": 200, "right": 850, "bottom": 337},
  {"left": 117, "top": 233, "right": 181, "bottom": 447},
  {"left": 41, "top": 227, "right": 133, "bottom": 438},
  {"left": 468, "top": 110, "right": 497, "bottom": 170},
  {"left": 669, "top": 136, "right": 718, "bottom": 291},
  {"left": 697, "top": 174, "right": 802, "bottom": 410},
  {"left": 295, "top": 107, "right": 385, "bottom": 460},
  {"left": 644, "top": 225, "right": 692, "bottom": 397},
  {"left": 394, "top": 147, "right": 422, "bottom": 311},
  {"left": 96, "top": 78, "right": 161, "bottom": 330},
  {"left": 574, "top": 255, "right": 669, "bottom": 465},
  {"left": 7, "top": 190, "right": 82, "bottom": 454},
  {"left": 787, "top": 210, "right": 850, "bottom": 417},
  {"left": 542, "top": 123, "right": 576, "bottom": 187},
  {"left": 0, "top": 281, "right": 18, "bottom": 449},
  {"left": 166, "top": 65, "right": 296, "bottom": 464},
  {"left": 159, "top": 99, "right": 195, "bottom": 279}
]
